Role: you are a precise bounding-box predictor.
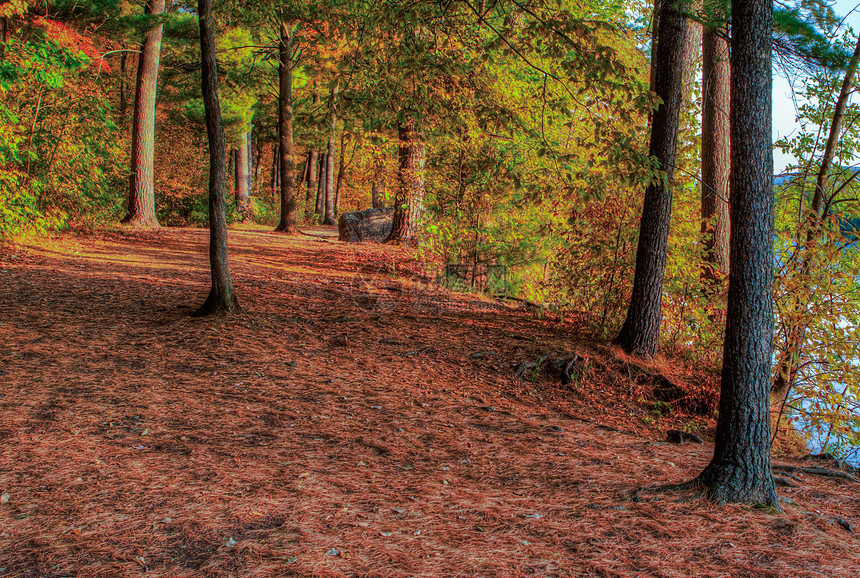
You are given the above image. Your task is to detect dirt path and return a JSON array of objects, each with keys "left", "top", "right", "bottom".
[{"left": 0, "top": 227, "right": 857, "bottom": 577}]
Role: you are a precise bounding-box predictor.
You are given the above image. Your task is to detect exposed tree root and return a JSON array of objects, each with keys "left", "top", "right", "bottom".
[{"left": 773, "top": 465, "right": 858, "bottom": 483}]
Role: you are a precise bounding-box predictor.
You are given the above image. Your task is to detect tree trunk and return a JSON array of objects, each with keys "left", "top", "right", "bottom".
[
  {"left": 270, "top": 143, "right": 279, "bottom": 204},
  {"left": 119, "top": 50, "right": 128, "bottom": 121},
  {"left": 334, "top": 129, "right": 348, "bottom": 216},
  {"left": 194, "top": 0, "right": 239, "bottom": 316},
  {"left": 298, "top": 151, "right": 310, "bottom": 203},
  {"left": 323, "top": 122, "right": 337, "bottom": 225},
  {"left": 306, "top": 150, "right": 318, "bottom": 215},
  {"left": 123, "top": 0, "right": 165, "bottom": 229},
  {"left": 275, "top": 21, "right": 298, "bottom": 233},
  {"left": 701, "top": 25, "right": 731, "bottom": 280},
  {"left": 236, "top": 132, "right": 251, "bottom": 221},
  {"left": 371, "top": 148, "right": 385, "bottom": 208},
  {"left": 316, "top": 153, "right": 326, "bottom": 220},
  {"left": 811, "top": 36, "right": 860, "bottom": 217},
  {"left": 613, "top": 1, "right": 687, "bottom": 357},
  {"left": 386, "top": 119, "right": 426, "bottom": 243},
  {"left": 253, "top": 133, "right": 263, "bottom": 197},
  {"left": 680, "top": 7, "right": 702, "bottom": 114},
  {"left": 696, "top": 0, "right": 777, "bottom": 507}
]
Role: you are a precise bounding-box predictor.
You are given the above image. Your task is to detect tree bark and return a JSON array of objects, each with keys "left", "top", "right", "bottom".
[
  {"left": 696, "top": 0, "right": 777, "bottom": 507},
  {"left": 275, "top": 21, "right": 298, "bottom": 233},
  {"left": 680, "top": 6, "right": 702, "bottom": 114},
  {"left": 236, "top": 132, "right": 251, "bottom": 221},
  {"left": 123, "top": 0, "right": 165, "bottom": 229},
  {"left": 323, "top": 121, "right": 337, "bottom": 225},
  {"left": 298, "top": 151, "right": 310, "bottom": 203},
  {"left": 316, "top": 153, "right": 326, "bottom": 220},
  {"left": 371, "top": 147, "right": 385, "bottom": 208},
  {"left": 253, "top": 132, "right": 263, "bottom": 197},
  {"left": 119, "top": 50, "right": 128, "bottom": 121},
  {"left": 334, "top": 129, "right": 348, "bottom": 216},
  {"left": 194, "top": 0, "right": 239, "bottom": 316},
  {"left": 613, "top": 1, "right": 687, "bottom": 357},
  {"left": 701, "top": 25, "right": 731, "bottom": 280},
  {"left": 270, "top": 143, "right": 279, "bottom": 204},
  {"left": 306, "top": 150, "right": 318, "bottom": 214},
  {"left": 386, "top": 119, "right": 426, "bottom": 243}
]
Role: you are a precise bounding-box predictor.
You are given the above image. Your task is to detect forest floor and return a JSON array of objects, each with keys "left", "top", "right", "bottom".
[{"left": 0, "top": 225, "right": 858, "bottom": 577}]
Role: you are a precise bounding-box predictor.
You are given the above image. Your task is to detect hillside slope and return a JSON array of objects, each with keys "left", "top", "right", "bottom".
[{"left": 0, "top": 227, "right": 857, "bottom": 577}]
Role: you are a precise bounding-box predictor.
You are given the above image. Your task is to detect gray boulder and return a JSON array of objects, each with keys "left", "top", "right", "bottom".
[{"left": 338, "top": 208, "right": 394, "bottom": 243}]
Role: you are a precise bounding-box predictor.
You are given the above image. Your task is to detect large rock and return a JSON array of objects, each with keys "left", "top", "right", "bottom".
[{"left": 338, "top": 207, "right": 394, "bottom": 243}]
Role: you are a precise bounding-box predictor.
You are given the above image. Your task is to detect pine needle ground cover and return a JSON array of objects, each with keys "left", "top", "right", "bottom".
[{"left": 0, "top": 228, "right": 857, "bottom": 576}]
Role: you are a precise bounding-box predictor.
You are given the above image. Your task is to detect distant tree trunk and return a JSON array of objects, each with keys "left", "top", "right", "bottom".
[
  {"left": 810, "top": 35, "right": 860, "bottom": 218},
  {"left": 334, "top": 130, "right": 348, "bottom": 215},
  {"left": 680, "top": 6, "right": 702, "bottom": 114},
  {"left": 306, "top": 150, "right": 318, "bottom": 211},
  {"left": 648, "top": 0, "right": 661, "bottom": 96},
  {"left": 253, "top": 134, "right": 263, "bottom": 197},
  {"left": 119, "top": 50, "right": 128, "bottom": 121},
  {"left": 316, "top": 154, "right": 326, "bottom": 220},
  {"left": 701, "top": 25, "right": 731, "bottom": 280},
  {"left": 613, "top": 1, "right": 687, "bottom": 357},
  {"left": 371, "top": 148, "right": 385, "bottom": 208},
  {"left": 194, "top": 0, "right": 239, "bottom": 316},
  {"left": 386, "top": 119, "right": 426, "bottom": 243},
  {"left": 236, "top": 132, "right": 251, "bottom": 221},
  {"left": 270, "top": 143, "right": 279, "bottom": 204},
  {"left": 695, "top": 0, "right": 777, "bottom": 507},
  {"left": 229, "top": 148, "right": 237, "bottom": 197},
  {"left": 298, "top": 151, "right": 309, "bottom": 202},
  {"left": 275, "top": 21, "right": 298, "bottom": 233},
  {"left": 323, "top": 133, "right": 336, "bottom": 225},
  {"left": 123, "top": 0, "right": 165, "bottom": 229}
]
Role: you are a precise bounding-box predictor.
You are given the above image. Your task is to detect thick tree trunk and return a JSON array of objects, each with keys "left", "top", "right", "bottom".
[
  {"left": 123, "top": 0, "right": 165, "bottom": 229},
  {"left": 701, "top": 26, "right": 731, "bottom": 280},
  {"left": 275, "top": 21, "right": 298, "bottom": 233},
  {"left": 386, "top": 119, "right": 426, "bottom": 243},
  {"left": 126, "top": 7, "right": 161, "bottom": 213},
  {"left": 194, "top": 0, "right": 239, "bottom": 316},
  {"left": 696, "top": 0, "right": 777, "bottom": 507},
  {"left": 613, "top": 1, "right": 687, "bottom": 357},
  {"left": 236, "top": 132, "right": 251, "bottom": 221}
]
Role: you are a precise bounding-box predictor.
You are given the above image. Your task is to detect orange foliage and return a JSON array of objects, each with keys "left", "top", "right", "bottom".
[{"left": 32, "top": 16, "right": 111, "bottom": 73}]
